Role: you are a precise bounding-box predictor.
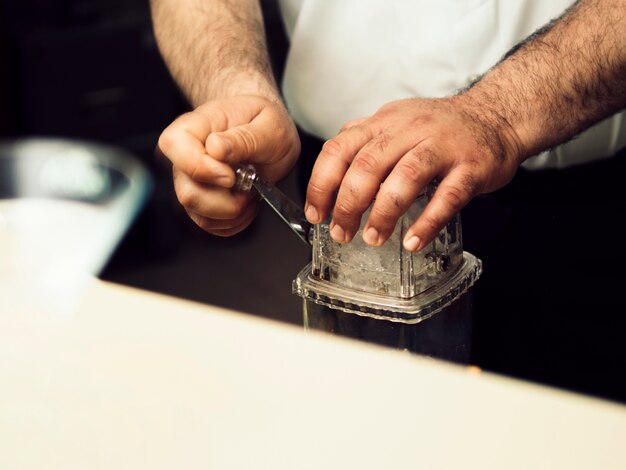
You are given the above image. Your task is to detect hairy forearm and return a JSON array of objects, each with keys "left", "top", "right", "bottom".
[
  {"left": 463, "top": 0, "right": 626, "bottom": 161},
  {"left": 150, "top": 0, "right": 280, "bottom": 106}
]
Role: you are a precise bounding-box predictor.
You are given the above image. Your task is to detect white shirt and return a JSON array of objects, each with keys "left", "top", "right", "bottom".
[{"left": 277, "top": 0, "right": 626, "bottom": 169}]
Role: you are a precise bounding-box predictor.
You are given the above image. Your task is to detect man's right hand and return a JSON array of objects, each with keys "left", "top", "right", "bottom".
[{"left": 157, "top": 95, "right": 301, "bottom": 236}]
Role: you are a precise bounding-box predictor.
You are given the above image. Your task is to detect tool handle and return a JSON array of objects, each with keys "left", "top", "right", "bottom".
[{"left": 234, "top": 165, "right": 313, "bottom": 246}]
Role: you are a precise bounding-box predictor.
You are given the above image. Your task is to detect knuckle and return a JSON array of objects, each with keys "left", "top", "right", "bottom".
[
  {"left": 408, "top": 146, "right": 437, "bottom": 169},
  {"left": 352, "top": 151, "right": 380, "bottom": 175},
  {"left": 333, "top": 198, "right": 358, "bottom": 219},
  {"left": 371, "top": 191, "right": 409, "bottom": 226},
  {"left": 352, "top": 124, "right": 374, "bottom": 141},
  {"left": 340, "top": 119, "right": 359, "bottom": 131},
  {"left": 459, "top": 153, "right": 481, "bottom": 167},
  {"left": 347, "top": 182, "right": 360, "bottom": 197},
  {"left": 338, "top": 123, "right": 373, "bottom": 141},
  {"left": 306, "top": 180, "right": 329, "bottom": 201},
  {"left": 371, "top": 201, "right": 400, "bottom": 225},
  {"left": 375, "top": 103, "right": 395, "bottom": 118},
  {"left": 384, "top": 191, "right": 406, "bottom": 211},
  {"left": 176, "top": 185, "right": 198, "bottom": 211},
  {"left": 189, "top": 156, "right": 206, "bottom": 181},
  {"left": 398, "top": 147, "right": 438, "bottom": 184},
  {"left": 395, "top": 158, "right": 423, "bottom": 184},
  {"left": 370, "top": 132, "right": 390, "bottom": 153},
  {"left": 458, "top": 171, "right": 481, "bottom": 196},
  {"left": 322, "top": 138, "right": 343, "bottom": 156},
  {"left": 420, "top": 213, "right": 444, "bottom": 234},
  {"left": 439, "top": 185, "right": 468, "bottom": 212},
  {"left": 157, "top": 129, "right": 175, "bottom": 155}
]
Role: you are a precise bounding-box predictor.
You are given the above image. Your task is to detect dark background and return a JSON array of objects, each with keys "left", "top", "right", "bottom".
[
  {"left": 2, "top": 0, "right": 625, "bottom": 405},
  {"left": 0, "top": 0, "right": 306, "bottom": 319}
]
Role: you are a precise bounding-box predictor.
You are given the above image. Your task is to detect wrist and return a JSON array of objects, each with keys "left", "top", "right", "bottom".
[
  {"left": 454, "top": 88, "right": 528, "bottom": 166},
  {"left": 201, "top": 68, "right": 283, "bottom": 106}
]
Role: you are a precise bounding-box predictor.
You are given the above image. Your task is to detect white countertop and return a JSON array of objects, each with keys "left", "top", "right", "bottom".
[{"left": 2, "top": 278, "right": 625, "bottom": 469}]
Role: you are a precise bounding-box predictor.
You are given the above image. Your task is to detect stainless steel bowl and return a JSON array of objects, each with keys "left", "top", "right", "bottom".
[{"left": 0, "top": 137, "right": 151, "bottom": 284}]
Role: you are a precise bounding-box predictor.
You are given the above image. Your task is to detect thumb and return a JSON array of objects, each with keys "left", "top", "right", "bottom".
[{"left": 205, "top": 120, "right": 277, "bottom": 166}]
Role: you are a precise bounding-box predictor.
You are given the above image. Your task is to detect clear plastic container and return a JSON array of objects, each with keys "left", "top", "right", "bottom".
[
  {"left": 293, "top": 186, "right": 482, "bottom": 361},
  {"left": 294, "top": 186, "right": 481, "bottom": 322},
  {"left": 303, "top": 289, "right": 475, "bottom": 363}
]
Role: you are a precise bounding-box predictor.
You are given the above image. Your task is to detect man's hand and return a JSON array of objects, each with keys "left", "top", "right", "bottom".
[
  {"left": 306, "top": 0, "right": 626, "bottom": 252},
  {"left": 151, "top": 0, "right": 296, "bottom": 235},
  {"left": 158, "top": 95, "right": 300, "bottom": 236},
  {"left": 304, "top": 96, "right": 524, "bottom": 251}
]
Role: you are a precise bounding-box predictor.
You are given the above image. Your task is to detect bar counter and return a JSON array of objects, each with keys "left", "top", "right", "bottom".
[{"left": 2, "top": 278, "right": 625, "bottom": 469}]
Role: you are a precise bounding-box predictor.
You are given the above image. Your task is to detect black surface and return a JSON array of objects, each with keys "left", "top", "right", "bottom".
[
  {"left": 465, "top": 152, "right": 626, "bottom": 404},
  {"left": 0, "top": 0, "right": 188, "bottom": 164}
]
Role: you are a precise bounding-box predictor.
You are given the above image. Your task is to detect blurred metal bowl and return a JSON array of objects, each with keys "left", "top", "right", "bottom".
[{"left": 0, "top": 137, "right": 151, "bottom": 288}]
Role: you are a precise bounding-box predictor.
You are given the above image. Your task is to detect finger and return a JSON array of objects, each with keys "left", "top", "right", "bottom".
[
  {"left": 205, "top": 106, "right": 295, "bottom": 171},
  {"left": 187, "top": 213, "right": 247, "bottom": 237},
  {"left": 362, "top": 145, "right": 441, "bottom": 246},
  {"left": 305, "top": 122, "right": 377, "bottom": 226},
  {"left": 403, "top": 166, "right": 479, "bottom": 252},
  {"left": 158, "top": 112, "right": 235, "bottom": 187},
  {"left": 173, "top": 168, "right": 255, "bottom": 220},
  {"left": 209, "top": 220, "right": 256, "bottom": 237},
  {"left": 339, "top": 117, "right": 368, "bottom": 132},
  {"left": 330, "top": 130, "right": 419, "bottom": 243},
  {"left": 187, "top": 199, "right": 260, "bottom": 234}
]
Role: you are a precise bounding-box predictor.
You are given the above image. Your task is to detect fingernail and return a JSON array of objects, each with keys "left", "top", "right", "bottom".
[
  {"left": 305, "top": 205, "right": 319, "bottom": 223},
  {"left": 404, "top": 235, "right": 421, "bottom": 252},
  {"left": 330, "top": 224, "right": 346, "bottom": 243},
  {"left": 364, "top": 226, "right": 380, "bottom": 246}
]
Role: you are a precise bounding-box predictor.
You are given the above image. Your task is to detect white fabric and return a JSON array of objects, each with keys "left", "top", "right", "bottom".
[
  {"left": 277, "top": 0, "right": 626, "bottom": 169},
  {"left": 276, "top": 0, "right": 303, "bottom": 38}
]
